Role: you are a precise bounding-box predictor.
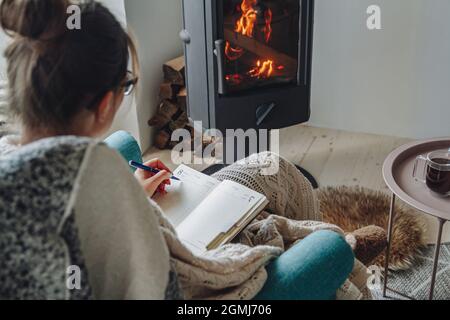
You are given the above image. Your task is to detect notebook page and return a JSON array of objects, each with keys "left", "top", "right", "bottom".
[
  {"left": 153, "top": 165, "right": 220, "bottom": 227},
  {"left": 176, "top": 180, "right": 266, "bottom": 254}
]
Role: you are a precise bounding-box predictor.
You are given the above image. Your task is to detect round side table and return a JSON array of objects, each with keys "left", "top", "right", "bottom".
[{"left": 382, "top": 138, "right": 450, "bottom": 300}]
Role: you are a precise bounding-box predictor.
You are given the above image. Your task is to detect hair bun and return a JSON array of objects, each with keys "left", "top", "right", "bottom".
[{"left": 0, "top": 0, "right": 70, "bottom": 40}]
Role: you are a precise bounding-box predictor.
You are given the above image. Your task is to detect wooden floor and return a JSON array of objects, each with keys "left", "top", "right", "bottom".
[
  {"left": 277, "top": 125, "right": 410, "bottom": 191},
  {"left": 144, "top": 124, "right": 449, "bottom": 243}
]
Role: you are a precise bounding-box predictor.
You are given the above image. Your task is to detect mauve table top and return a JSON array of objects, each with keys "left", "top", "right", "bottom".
[{"left": 383, "top": 138, "right": 450, "bottom": 221}]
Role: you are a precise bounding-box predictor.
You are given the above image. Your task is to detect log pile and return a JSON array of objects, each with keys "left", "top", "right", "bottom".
[{"left": 148, "top": 56, "right": 214, "bottom": 151}]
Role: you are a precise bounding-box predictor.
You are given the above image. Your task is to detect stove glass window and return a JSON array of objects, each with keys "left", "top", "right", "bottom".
[{"left": 221, "top": 0, "right": 300, "bottom": 93}]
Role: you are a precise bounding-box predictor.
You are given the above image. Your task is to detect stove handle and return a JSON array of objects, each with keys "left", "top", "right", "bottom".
[
  {"left": 179, "top": 29, "right": 191, "bottom": 44},
  {"left": 214, "top": 39, "right": 227, "bottom": 95}
]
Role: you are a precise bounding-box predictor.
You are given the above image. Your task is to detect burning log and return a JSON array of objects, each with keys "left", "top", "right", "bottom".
[
  {"left": 224, "top": 28, "right": 297, "bottom": 72},
  {"left": 163, "top": 56, "right": 185, "bottom": 86}
]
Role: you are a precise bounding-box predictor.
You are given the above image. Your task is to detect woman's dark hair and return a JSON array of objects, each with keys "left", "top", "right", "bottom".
[{"left": 0, "top": 0, "right": 139, "bottom": 131}]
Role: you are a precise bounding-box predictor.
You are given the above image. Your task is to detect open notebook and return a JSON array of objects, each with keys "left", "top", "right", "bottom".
[{"left": 153, "top": 165, "right": 268, "bottom": 255}]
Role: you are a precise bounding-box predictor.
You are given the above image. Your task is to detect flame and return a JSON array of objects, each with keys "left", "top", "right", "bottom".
[
  {"left": 225, "top": 0, "right": 258, "bottom": 60},
  {"left": 225, "top": 73, "right": 244, "bottom": 85},
  {"left": 263, "top": 9, "right": 272, "bottom": 43},
  {"left": 235, "top": 0, "right": 258, "bottom": 37},
  {"left": 225, "top": 0, "right": 278, "bottom": 82},
  {"left": 225, "top": 41, "right": 244, "bottom": 61},
  {"left": 248, "top": 59, "right": 274, "bottom": 78}
]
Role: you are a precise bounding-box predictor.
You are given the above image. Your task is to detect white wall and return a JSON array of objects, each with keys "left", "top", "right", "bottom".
[
  {"left": 124, "top": 0, "right": 183, "bottom": 151},
  {"left": 410, "top": 0, "right": 450, "bottom": 139},
  {"left": 310, "top": 0, "right": 450, "bottom": 139},
  {"left": 102, "top": 0, "right": 142, "bottom": 143}
]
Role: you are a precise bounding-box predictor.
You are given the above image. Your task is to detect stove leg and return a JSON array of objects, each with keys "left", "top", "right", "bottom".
[
  {"left": 295, "top": 166, "right": 319, "bottom": 189},
  {"left": 383, "top": 193, "right": 396, "bottom": 298},
  {"left": 429, "top": 218, "right": 446, "bottom": 300}
]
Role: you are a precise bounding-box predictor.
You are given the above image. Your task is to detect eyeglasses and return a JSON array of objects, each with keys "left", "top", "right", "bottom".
[
  {"left": 86, "top": 71, "right": 139, "bottom": 110},
  {"left": 122, "top": 71, "right": 139, "bottom": 96}
]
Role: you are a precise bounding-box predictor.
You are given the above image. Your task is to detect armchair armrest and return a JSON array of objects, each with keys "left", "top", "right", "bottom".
[{"left": 104, "top": 131, "right": 143, "bottom": 172}]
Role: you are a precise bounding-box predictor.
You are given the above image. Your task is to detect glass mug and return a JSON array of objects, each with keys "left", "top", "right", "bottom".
[{"left": 413, "top": 149, "right": 450, "bottom": 197}]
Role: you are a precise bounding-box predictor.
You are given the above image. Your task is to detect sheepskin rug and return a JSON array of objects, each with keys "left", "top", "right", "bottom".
[{"left": 318, "top": 186, "right": 427, "bottom": 271}]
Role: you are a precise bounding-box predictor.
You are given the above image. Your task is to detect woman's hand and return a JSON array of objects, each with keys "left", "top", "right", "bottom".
[{"left": 134, "top": 159, "right": 172, "bottom": 197}]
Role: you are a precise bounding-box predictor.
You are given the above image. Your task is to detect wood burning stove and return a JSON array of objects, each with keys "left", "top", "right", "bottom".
[{"left": 181, "top": 0, "right": 314, "bottom": 133}]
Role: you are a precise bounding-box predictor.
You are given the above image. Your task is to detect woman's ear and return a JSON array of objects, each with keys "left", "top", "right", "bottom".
[{"left": 95, "top": 91, "right": 116, "bottom": 124}]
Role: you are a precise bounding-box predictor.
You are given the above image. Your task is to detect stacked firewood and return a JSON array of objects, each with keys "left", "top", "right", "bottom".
[
  {"left": 148, "top": 56, "right": 214, "bottom": 151},
  {"left": 148, "top": 56, "right": 189, "bottom": 149}
]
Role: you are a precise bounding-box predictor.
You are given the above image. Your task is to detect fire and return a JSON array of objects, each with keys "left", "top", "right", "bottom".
[
  {"left": 225, "top": 0, "right": 278, "bottom": 82},
  {"left": 263, "top": 8, "right": 272, "bottom": 43},
  {"left": 225, "top": 73, "right": 244, "bottom": 85},
  {"left": 235, "top": 0, "right": 258, "bottom": 37},
  {"left": 233, "top": 0, "right": 272, "bottom": 43},
  {"left": 249, "top": 59, "right": 274, "bottom": 78},
  {"left": 225, "top": 41, "right": 244, "bottom": 61}
]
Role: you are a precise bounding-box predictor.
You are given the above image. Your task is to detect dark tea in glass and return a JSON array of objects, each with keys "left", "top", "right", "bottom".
[{"left": 413, "top": 150, "right": 450, "bottom": 197}]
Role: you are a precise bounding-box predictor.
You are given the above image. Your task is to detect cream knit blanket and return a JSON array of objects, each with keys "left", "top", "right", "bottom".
[
  {"left": 155, "top": 153, "right": 370, "bottom": 300},
  {"left": 1, "top": 134, "right": 369, "bottom": 300}
]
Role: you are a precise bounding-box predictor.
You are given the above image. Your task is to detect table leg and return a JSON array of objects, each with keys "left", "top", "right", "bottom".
[
  {"left": 429, "top": 218, "right": 446, "bottom": 300},
  {"left": 383, "top": 193, "right": 396, "bottom": 298}
]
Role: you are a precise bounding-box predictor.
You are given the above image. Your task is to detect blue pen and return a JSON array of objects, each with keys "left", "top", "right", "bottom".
[{"left": 129, "top": 161, "right": 181, "bottom": 181}]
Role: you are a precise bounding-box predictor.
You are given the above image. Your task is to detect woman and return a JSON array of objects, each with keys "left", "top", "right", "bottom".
[
  {"left": 0, "top": 0, "right": 178, "bottom": 300},
  {"left": 0, "top": 0, "right": 376, "bottom": 300}
]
